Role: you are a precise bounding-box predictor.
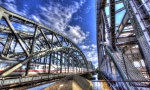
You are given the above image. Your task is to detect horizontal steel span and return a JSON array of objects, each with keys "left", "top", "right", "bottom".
[
  {"left": 0, "top": 72, "right": 93, "bottom": 89},
  {"left": 0, "top": 6, "right": 95, "bottom": 78}
]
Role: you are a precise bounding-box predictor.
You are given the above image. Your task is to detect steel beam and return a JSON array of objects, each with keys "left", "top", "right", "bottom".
[
  {"left": 102, "top": 10, "right": 110, "bottom": 41},
  {"left": 0, "top": 5, "right": 93, "bottom": 78},
  {"left": 107, "top": 7, "right": 125, "bottom": 18},
  {"left": 25, "top": 26, "right": 38, "bottom": 76},
  {"left": 4, "top": 16, "right": 29, "bottom": 56},
  {"left": 120, "top": 30, "right": 134, "bottom": 34},
  {"left": 60, "top": 51, "right": 63, "bottom": 73},
  {"left": 105, "top": 0, "right": 123, "bottom": 7},
  {"left": 116, "top": 12, "right": 129, "bottom": 38},
  {"left": 122, "top": 0, "right": 150, "bottom": 76},
  {"left": 116, "top": 36, "right": 137, "bottom": 45},
  {"left": 109, "top": 0, "right": 116, "bottom": 48}
]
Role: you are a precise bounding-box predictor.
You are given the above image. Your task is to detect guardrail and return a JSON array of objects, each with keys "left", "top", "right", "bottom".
[{"left": 0, "top": 72, "right": 88, "bottom": 88}]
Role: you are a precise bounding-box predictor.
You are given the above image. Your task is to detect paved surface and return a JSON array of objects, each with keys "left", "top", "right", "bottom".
[{"left": 45, "top": 75, "right": 93, "bottom": 90}]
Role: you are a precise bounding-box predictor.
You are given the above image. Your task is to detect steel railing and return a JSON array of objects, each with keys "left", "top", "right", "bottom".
[{"left": 0, "top": 72, "right": 89, "bottom": 87}]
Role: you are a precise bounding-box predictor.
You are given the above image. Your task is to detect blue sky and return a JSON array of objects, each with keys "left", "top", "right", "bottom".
[{"left": 0, "top": 0, "right": 98, "bottom": 67}]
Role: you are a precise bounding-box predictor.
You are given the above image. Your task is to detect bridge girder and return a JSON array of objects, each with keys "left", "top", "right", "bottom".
[
  {"left": 97, "top": 0, "right": 150, "bottom": 89},
  {"left": 0, "top": 6, "right": 94, "bottom": 77}
]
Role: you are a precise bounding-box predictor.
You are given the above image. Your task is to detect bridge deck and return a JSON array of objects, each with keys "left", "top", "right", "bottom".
[{"left": 0, "top": 72, "right": 94, "bottom": 89}]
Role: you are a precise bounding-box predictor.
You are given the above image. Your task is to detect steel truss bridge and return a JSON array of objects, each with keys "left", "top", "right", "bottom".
[
  {"left": 0, "top": 6, "right": 95, "bottom": 88},
  {"left": 97, "top": 0, "right": 150, "bottom": 89}
]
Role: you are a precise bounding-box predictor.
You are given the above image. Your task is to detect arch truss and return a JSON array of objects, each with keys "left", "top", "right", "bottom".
[{"left": 0, "top": 6, "right": 94, "bottom": 77}]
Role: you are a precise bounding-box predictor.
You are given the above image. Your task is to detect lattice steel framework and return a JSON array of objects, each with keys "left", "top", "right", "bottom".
[
  {"left": 0, "top": 6, "right": 94, "bottom": 77},
  {"left": 97, "top": 0, "right": 150, "bottom": 89}
]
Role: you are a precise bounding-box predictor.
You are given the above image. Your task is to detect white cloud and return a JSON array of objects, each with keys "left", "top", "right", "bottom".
[
  {"left": 28, "top": 1, "right": 88, "bottom": 44},
  {"left": 0, "top": 0, "right": 88, "bottom": 44},
  {"left": 80, "top": 45, "right": 89, "bottom": 49},
  {"left": 85, "top": 6, "right": 91, "bottom": 13},
  {"left": 32, "top": 1, "right": 89, "bottom": 44},
  {"left": 91, "top": 44, "right": 97, "bottom": 48},
  {"left": 85, "top": 51, "right": 97, "bottom": 62},
  {"left": 80, "top": 44, "right": 98, "bottom": 63},
  {"left": 34, "top": 1, "right": 80, "bottom": 33},
  {"left": 31, "top": 15, "right": 41, "bottom": 23},
  {"left": 67, "top": 25, "right": 89, "bottom": 44},
  {"left": 80, "top": 44, "right": 96, "bottom": 50},
  {"left": 0, "top": 0, "right": 27, "bottom": 16},
  {"left": 80, "top": 0, "right": 86, "bottom": 6},
  {"left": 73, "top": 15, "right": 83, "bottom": 22}
]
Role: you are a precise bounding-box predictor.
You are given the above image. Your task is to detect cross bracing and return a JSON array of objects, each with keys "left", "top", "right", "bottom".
[
  {"left": 0, "top": 6, "right": 94, "bottom": 78},
  {"left": 97, "top": 0, "right": 150, "bottom": 89}
]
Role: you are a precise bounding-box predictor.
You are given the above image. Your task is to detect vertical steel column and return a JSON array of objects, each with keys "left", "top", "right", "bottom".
[
  {"left": 48, "top": 53, "right": 52, "bottom": 74},
  {"left": 65, "top": 57, "right": 67, "bottom": 74},
  {"left": 44, "top": 55, "right": 47, "bottom": 73},
  {"left": 56, "top": 52, "right": 58, "bottom": 73},
  {"left": 78, "top": 57, "right": 80, "bottom": 73},
  {"left": 67, "top": 50, "right": 70, "bottom": 73},
  {"left": 73, "top": 61, "right": 75, "bottom": 73},
  {"left": 48, "top": 33, "right": 54, "bottom": 74},
  {"left": 109, "top": 0, "right": 116, "bottom": 48},
  {"left": 76, "top": 64, "right": 77, "bottom": 73},
  {"left": 60, "top": 51, "right": 63, "bottom": 73},
  {"left": 52, "top": 54, "right": 54, "bottom": 64},
  {"left": 25, "top": 26, "right": 38, "bottom": 76},
  {"left": 67, "top": 59, "right": 69, "bottom": 73}
]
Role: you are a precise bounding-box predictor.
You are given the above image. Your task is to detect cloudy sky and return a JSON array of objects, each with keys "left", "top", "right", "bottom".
[{"left": 0, "top": 0, "right": 98, "bottom": 67}]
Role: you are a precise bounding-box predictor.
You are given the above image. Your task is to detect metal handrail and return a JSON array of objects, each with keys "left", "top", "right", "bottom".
[{"left": 0, "top": 72, "right": 88, "bottom": 87}]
